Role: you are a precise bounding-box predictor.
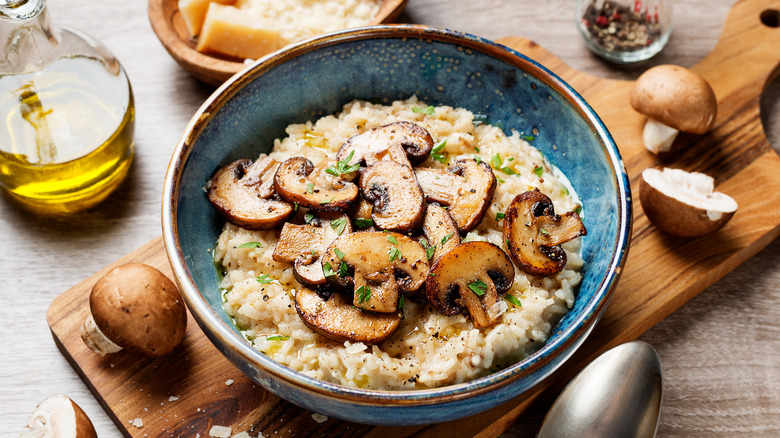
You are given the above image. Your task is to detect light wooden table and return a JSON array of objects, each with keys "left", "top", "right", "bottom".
[{"left": 2, "top": 0, "right": 778, "bottom": 436}]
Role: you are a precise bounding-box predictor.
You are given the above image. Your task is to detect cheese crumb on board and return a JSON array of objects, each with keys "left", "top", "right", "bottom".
[
  {"left": 209, "top": 425, "right": 232, "bottom": 437},
  {"left": 311, "top": 412, "right": 328, "bottom": 423}
]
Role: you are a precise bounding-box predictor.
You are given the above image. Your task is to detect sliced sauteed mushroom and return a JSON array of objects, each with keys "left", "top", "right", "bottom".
[
  {"left": 273, "top": 156, "right": 359, "bottom": 212},
  {"left": 426, "top": 241, "right": 514, "bottom": 328},
  {"left": 336, "top": 121, "right": 434, "bottom": 169},
  {"left": 321, "top": 231, "right": 429, "bottom": 313},
  {"left": 360, "top": 160, "right": 426, "bottom": 233},
  {"left": 207, "top": 156, "right": 295, "bottom": 230},
  {"left": 294, "top": 287, "right": 402, "bottom": 344},
  {"left": 272, "top": 215, "right": 352, "bottom": 286},
  {"left": 415, "top": 159, "right": 497, "bottom": 232},
  {"left": 503, "top": 190, "right": 587, "bottom": 277},
  {"left": 421, "top": 203, "right": 460, "bottom": 263}
]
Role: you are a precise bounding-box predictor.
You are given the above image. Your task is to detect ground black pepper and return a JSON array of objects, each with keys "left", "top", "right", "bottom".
[{"left": 580, "top": 0, "right": 662, "bottom": 54}]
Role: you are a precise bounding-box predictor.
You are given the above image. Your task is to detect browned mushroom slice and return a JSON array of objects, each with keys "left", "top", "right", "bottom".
[
  {"left": 336, "top": 121, "right": 434, "bottom": 170},
  {"left": 207, "top": 157, "right": 294, "bottom": 230},
  {"left": 294, "top": 287, "right": 402, "bottom": 344},
  {"left": 272, "top": 216, "right": 352, "bottom": 287},
  {"left": 360, "top": 160, "right": 426, "bottom": 233},
  {"left": 426, "top": 241, "right": 514, "bottom": 329},
  {"left": 415, "top": 159, "right": 497, "bottom": 232},
  {"left": 503, "top": 190, "right": 586, "bottom": 277},
  {"left": 322, "top": 231, "right": 429, "bottom": 313},
  {"left": 421, "top": 203, "right": 460, "bottom": 263},
  {"left": 273, "top": 156, "right": 359, "bottom": 212}
]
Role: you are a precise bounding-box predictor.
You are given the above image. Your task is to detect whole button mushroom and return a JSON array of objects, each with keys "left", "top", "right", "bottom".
[
  {"left": 630, "top": 65, "right": 717, "bottom": 154},
  {"left": 80, "top": 263, "right": 187, "bottom": 358},
  {"left": 19, "top": 394, "right": 96, "bottom": 438}
]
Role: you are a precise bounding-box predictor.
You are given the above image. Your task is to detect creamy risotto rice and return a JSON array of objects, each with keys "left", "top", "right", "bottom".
[{"left": 214, "top": 96, "right": 584, "bottom": 389}]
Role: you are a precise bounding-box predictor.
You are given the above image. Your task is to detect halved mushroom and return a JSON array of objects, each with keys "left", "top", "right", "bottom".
[
  {"left": 321, "top": 231, "right": 429, "bottom": 313},
  {"left": 426, "top": 241, "right": 514, "bottom": 328},
  {"left": 640, "top": 167, "right": 737, "bottom": 237},
  {"left": 207, "top": 157, "right": 295, "bottom": 230},
  {"left": 630, "top": 65, "right": 717, "bottom": 154},
  {"left": 273, "top": 156, "right": 359, "bottom": 212},
  {"left": 360, "top": 160, "right": 426, "bottom": 233},
  {"left": 421, "top": 203, "right": 460, "bottom": 263},
  {"left": 294, "top": 287, "right": 402, "bottom": 344},
  {"left": 19, "top": 394, "right": 96, "bottom": 438},
  {"left": 336, "top": 121, "right": 434, "bottom": 170},
  {"left": 503, "top": 190, "right": 587, "bottom": 277},
  {"left": 272, "top": 216, "right": 352, "bottom": 286},
  {"left": 415, "top": 159, "right": 497, "bottom": 232}
]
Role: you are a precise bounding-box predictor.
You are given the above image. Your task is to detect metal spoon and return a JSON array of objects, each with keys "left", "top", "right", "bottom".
[{"left": 538, "top": 341, "right": 663, "bottom": 438}]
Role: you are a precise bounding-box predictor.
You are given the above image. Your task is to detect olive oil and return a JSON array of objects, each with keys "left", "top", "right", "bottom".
[{"left": 0, "top": 56, "right": 134, "bottom": 213}]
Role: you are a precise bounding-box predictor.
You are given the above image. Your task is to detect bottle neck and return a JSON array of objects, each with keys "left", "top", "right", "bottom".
[{"left": 1, "top": 0, "right": 61, "bottom": 75}]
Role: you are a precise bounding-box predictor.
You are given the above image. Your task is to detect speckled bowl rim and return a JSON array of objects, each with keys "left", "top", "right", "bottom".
[{"left": 162, "top": 24, "right": 632, "bottom": 406}]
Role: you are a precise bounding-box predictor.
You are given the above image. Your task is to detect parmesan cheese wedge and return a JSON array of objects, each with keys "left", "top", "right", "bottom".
[
  {"left": 179, "top": 0, "right": 235, "bottom": 37},
  {"left": 195, "top": 3, "right": 281, "bottom": 60}
]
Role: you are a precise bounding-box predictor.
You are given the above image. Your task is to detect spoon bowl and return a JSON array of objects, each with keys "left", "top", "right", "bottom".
[
  {"left": 538, "top": 341, "right": 663, "bottom": 438},
  {"left": 148, "top": 0, "right": 409, "bottom": 85}
]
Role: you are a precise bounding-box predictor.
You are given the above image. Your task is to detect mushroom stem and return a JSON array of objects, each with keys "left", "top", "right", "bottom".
[
  {"left": 80, "top": 313, "right": 122, "bottom": 356},
  {"left": 642, "top": 119, "right": 679, "bottom": 154}
]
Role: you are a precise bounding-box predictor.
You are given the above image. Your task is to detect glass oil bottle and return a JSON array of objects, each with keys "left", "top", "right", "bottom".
[{"left": 0, "top": 0, "right": 134, "bottom": 214}]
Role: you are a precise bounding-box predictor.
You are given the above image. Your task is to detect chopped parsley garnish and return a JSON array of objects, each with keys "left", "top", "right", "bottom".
[
  {"left": 319, "top": 197, "right": 333, "bottom": 205},
  {"left": 412, "top": 105, "right": 435, "bottom": 115},
  {"left": 441, "top": 232, "right": 454, "bottom": 245},
  {"left": 334, "top": 247, "right": 346, "bottom": 259},
  {"left": 473, "top": 154, "right": 482, "bottom": 164},
  {"left": 504, "top": 294, "right": 523, "bottom": 308},
  {"left": 574, "top": 204, "right": 582, "bottom": 215},
  {"left": 294, "top": 202, "right": 299, "bottom": 212},
  {"left": 354, "top": 218, "right": 374, "bottom": 229},
  {"left": 430, "top": 139, "right": 448, "bottom": 164},
  {"left": 256, "top": 274, "right": 274, "bottom": 284},
  {"left": 398, "top": 294, "right": 405, "bottom": 309},
  {"left": 304, "top": 211, "right": 315, "bottom": 223},
  {"left": 495, "top": 212, "right": 506, "bottom": 221},
  {"left": 386, "top": 234, "right": 399, "bottom": 245},
  {"left": 473, "top": 114, "right": 488, "bottom": 126},
  {"left": 356, "top": 285, "right": 372, "bottom": 304},
  {"left": 490, "top": 153, "right": 502, "bottom": 169},
  {"left": 238, "top": 242, "right": 262, "bottom": 248},
  {"left": 521, "top": 134, "right": 535, "bottom": 142},
  {"left": 540, "top": 228, "right": 550, "bottom": 236},
  {"left": 330, "top": 218, "right": 348, "bottom": 235},
  {"left": 420, "top": 238, "right": 436, "bottom": 260},
  {"left": 506, "top": 238, "right": 511, "bottom": 247},
  {"left": 325, "top": 150, "right": 360, "bottom": 176},
  {"left": 323, "top": 262, "right": 336, "bottom": 277},
  {"left": 266, "top": 335, "right": 290, "bottom": 341},
  {"left": 533, "top": 166, "right": 544, "bottom": 177},
  {"left": 468, "top": 279, "right": 488, "bottom": 296},
  {"left": 338, "top": 261, "right": 349, "bottom": 277},
  {"left": 388, "top": 247, "right": 402, "bottom": 261},
  {"left": 305, "top": 182, "right": 314, "bottom": 194},
  {"left": 475, "top": 147, "right": 481, "bottom": 153},
  {"left": 490, "top": 153, "right": 517, "bottom": 175}
]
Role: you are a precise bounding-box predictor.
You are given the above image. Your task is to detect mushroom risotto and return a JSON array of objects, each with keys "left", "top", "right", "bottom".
[{"left": 211, "top": 96, "right": 585, "bottom": 389}]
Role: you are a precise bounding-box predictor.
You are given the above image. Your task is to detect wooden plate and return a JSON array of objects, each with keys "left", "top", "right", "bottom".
[{"left": 148, "top": 0, "right": 409, "bottom": 86}]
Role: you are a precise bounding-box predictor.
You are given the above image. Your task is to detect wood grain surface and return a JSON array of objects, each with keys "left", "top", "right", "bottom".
[{"left": 2, "top": 0, "right": 779, "bottom": 436}]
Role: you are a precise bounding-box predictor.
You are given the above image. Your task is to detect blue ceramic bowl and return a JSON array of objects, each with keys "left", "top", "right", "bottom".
[{"left": 162, "top": 25, "right": 631, "bottom": 426}]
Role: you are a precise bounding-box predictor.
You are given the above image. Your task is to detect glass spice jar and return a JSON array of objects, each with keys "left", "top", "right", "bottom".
[{"left": 576, "top": 0, "right": 673, "bottom": 64}]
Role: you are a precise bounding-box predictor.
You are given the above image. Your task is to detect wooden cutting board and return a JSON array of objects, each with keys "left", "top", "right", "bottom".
[{"left": 47, "top": 0, "right": 780, "bottom": 436}]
